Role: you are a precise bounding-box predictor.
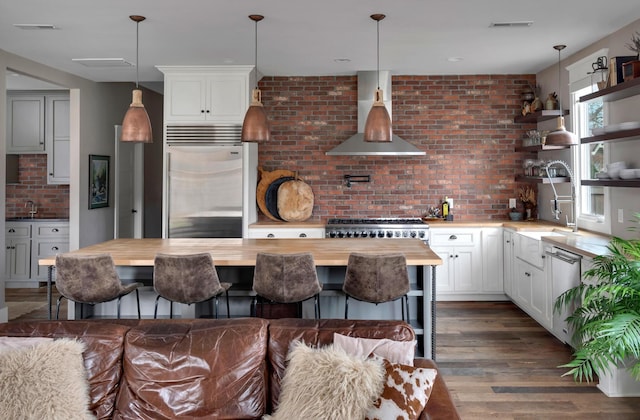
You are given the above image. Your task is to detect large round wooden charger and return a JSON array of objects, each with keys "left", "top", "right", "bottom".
[
  {"left": 265, "top": 176, "right": 295, "bottom": 221},
  {"left": 277, "top": 179, "right": 314, "bottom": 222},
  {"left": 256, "top": 167, "right": 296, "bottom": 221}
]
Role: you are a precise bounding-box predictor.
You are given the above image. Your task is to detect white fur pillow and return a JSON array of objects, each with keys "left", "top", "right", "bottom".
[
  {"left": 265, "top": 340, "right": 385, "bottom": 420},
  {"left": 0, "top": 338, "right": 95, "bottom": 420},
  {"left": 333, "top": 333, "right": 416, "bottom": 365}
]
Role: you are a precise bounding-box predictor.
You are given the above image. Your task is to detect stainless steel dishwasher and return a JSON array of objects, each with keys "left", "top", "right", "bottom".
[{"left": 546, "top": 245, "right": 582, "bottom": 346}]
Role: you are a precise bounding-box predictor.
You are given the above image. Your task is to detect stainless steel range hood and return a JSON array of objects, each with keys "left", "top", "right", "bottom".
[{"left": 326, "top": 71, "right": 425, "bottom": 156}]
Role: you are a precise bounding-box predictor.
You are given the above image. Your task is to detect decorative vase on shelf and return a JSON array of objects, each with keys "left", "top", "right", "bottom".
[{"left": 545, "top": 93, "right": 558, "bottom": 110}]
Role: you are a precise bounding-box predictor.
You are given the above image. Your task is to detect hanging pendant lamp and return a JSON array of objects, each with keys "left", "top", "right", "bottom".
[
  {"left": 121, "top": 15, "right": 153, "bottom": 143},
  {"left": 545, "top": 45, "right": 579, "bottom": 146},
  {"left": 364, "top": 14, "right": 392, "bottom": 143},
  {"left": 241, "top": 14, "right": 270, "bottom": 143}
]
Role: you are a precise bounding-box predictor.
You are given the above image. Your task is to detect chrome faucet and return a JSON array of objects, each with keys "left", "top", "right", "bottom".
[
  {"left": 25, "top": 200, "right": 37, "bottom": 219},
  {"left": 545, "top": 160, "right": 577, "bottom": 232}
]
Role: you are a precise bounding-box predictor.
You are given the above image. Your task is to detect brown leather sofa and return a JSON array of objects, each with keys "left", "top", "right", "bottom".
[{"left": 0, "top": 318, "right": 460, "bottom": 419}]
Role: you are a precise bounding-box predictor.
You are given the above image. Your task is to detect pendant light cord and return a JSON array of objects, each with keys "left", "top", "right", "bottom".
[
  {"left": 254, "top": 19, "right": 259, "bottom": 89},
  {"left": 376, "top": 18, "right": 380, "bottom": 89},
  {"left": 556, "top": 48, "right": 561, "bottom": 112},
  {"left": 135, "top": 20, "right": 140, "bottom": 89}
]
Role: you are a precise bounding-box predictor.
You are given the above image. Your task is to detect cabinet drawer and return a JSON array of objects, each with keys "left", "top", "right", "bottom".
[
  {"left": 34, "top": 240, "right": 69, "bottom": 257},
  {"left": 248, "top": 227, "right": 325, "bottom": 238},
  {"left": 34, "top": 224, "right": 69, "bottom": 238},
  {"left": 430, "top": 229, "right": 478, "bottom": 246},
  {"left": 5, "top": 225, "right": 31, "bottom": 237}
]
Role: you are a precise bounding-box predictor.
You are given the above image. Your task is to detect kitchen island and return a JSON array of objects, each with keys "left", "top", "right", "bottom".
[{"left": 40, "top": 237, "right": 441, "bottom": 358}]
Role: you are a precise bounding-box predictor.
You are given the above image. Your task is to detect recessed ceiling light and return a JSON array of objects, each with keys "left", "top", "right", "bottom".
[
  {"left": 334, "top": 58, "right": 351, "bottom": 63},
  {"left": 72, "top": 58, "right": 134, "bottom": 67},
  {"left": 489, "top": 21, "right": 533, "bottom": 28},
  {"left": 13, "top": 24, "right": 58, "bottom": 30},
  {"left": 447, "top": 57, "right": 464, "bottom": 62}
]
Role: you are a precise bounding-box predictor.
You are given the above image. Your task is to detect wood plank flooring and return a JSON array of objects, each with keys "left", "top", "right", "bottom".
[{"left": 4, "top": 289, "right": 640, "bottom": 418}]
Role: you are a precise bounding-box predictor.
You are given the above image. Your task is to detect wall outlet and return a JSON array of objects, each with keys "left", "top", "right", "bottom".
[
  {"left": 447, "top": 198, "right": 453, "bottom": 209},
  {"left": 509, "top": 198, "right": 517, "bottom": 208},
  {"left": 618, "top": 208, "right": 624, "bottom": 223}
]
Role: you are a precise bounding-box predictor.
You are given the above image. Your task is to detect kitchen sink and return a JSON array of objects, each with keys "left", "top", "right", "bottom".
[{"left": 516, "top": 231, "right": 566, "bottom": 240}]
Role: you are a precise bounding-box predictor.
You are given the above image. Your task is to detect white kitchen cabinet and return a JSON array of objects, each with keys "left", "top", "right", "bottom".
[
  {"left": 6, "top": 94, "right": 45, "bottom": 153},
  {"left": 482, "top": 228, "right": 504, "bottom": 293},
  {"left": 158, "top": 66, "right": 254, "bottom": 124},
  {"left": 5, "top": 223, "right": 32, "bottom": 281},
  {"left": 514, "top": 259, "right": 551, "bottom": 329},
  {"left": 248, "top": 226, "right": 325, "bottom": 239},
  {"left": 31, "top": 222, "right": 70, "bottom": 280},
  {"left": 502, "top": 229, "right": 515, "bottom": 298},
  {"left": 430, "top": 228, "right": 482, "bottom": 297},
  {"left": 45, "top": 95, "right": 70, "bottom": 184}
]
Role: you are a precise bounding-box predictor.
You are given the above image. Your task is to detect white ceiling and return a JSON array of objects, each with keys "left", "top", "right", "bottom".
[{"left": 2, "top": 0, "right": 640, "bottom": 85}]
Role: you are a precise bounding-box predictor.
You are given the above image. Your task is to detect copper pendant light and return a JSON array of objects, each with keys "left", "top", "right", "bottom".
[
  {"left": 121, "top": 15, "right": 153, "bottom": 143},
  {"left": 544, "top": 45, "right": 579, "bottom": 146},
  {"left": 241, "top": 14, "right": 271, "bottom": 143},
  {"left": 364, "top": 14, "right": 392, "bottom": 143}
]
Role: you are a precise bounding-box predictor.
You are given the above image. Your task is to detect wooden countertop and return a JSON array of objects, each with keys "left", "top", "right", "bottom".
[{"left": 39, "top": 238, "right": 442, "bottom": 267}]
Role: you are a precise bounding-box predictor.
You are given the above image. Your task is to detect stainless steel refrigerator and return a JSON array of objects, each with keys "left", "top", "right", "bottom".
[{"left": 166, "top": 143, "right": 244, "bottom": 238}]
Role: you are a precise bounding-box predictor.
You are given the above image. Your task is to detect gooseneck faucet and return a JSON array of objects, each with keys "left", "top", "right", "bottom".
[
  {"left": 545, "top": 160, "right": 577, "bottom": 232},
  {"left": 25, "top": 200, "right": 37, "bottom": 219}
]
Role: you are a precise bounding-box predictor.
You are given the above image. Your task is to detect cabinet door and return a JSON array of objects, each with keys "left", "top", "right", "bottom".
[
  {"left": 208, "top": 74, "right": 248, "bottom": 123},
  {"left": 514, "top": 259, "right": 533, "bottom": 310},
  {"left": 530, "top": 265, "right": 551, "bottom": 329},
  {"left": 7, "top": 95, "right": 45, "bottom": 152},
  {"left": 32, "top": 240, "right": 69, "bottom": 279},
  {"left": 164, "top": 75, "right": 208, "bottom": 122},
  {"left": 452, "top": 247, "right": 479, "bottom": 292},
  {"left": 46, "top": 95, "right": 70, "bottom": 184},
  {"left": 431, "top": 246, "right": 453, "bottom": 292},
  {"left": 7, "top": 238, "right": 31, "bottom": 279},
  {"left": 482, "top": 228, "right": 504, "bottom": 293},
  {"left": 503, "top": 230, "right": 515, "bottom": 298}
]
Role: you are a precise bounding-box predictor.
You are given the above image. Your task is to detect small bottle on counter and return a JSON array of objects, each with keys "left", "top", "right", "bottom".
[{"left": 442, "top": 197, "right": 449, "bottom": 218}]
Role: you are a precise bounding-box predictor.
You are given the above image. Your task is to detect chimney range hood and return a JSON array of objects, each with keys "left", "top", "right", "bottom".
[{"left": 326, "top": 71, "right": 425, "bottom": 156}]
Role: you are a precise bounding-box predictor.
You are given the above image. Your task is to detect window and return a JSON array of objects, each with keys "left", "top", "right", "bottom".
[
  {"left": 566, "top": 48, "right": 610, "bottom": 234},
  {"left": 574, "top": 86, "right": 604, "bottom": 218}
]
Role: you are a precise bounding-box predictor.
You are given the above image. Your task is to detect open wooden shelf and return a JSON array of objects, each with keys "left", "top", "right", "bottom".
[
  {"left": 579, "top": 77, "right": 640, "bottom": 103},
  {"left": 581, "top": 179, "right": 640, "bottom": 188},
  {"left": 516, "top": 175, "right": 571, "bottom": 184},
  {"left": 515, "top": 144, "right": 569, "bottom": 152},
  {"left": 514, "top": 110, "right": 568, "bottom": 124},
  {"left": 581, "top": 128, "right": 640, "bottom": 144}
]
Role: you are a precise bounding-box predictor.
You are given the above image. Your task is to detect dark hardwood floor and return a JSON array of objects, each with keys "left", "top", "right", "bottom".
[{"left": 5, "top": 289, "right": 640, "bottom": 418}]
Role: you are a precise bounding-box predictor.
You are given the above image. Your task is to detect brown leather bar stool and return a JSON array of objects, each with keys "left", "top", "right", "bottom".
[
  {"left": 55, "top": 253, "right": 142, "bottom": 319},
  {"left": 342, "top": 253, "right": 410, "bottom": 321},
  {"left": 153, "top": 253, "right": 231, "bottom": 319},
  {"left": 252, "top": 252, "right": 322, "bottom": 319}
]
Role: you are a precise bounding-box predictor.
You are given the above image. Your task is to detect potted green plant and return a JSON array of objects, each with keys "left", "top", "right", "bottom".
[{"left": 554, "top": 213, "right": 640, "bottom": 393}]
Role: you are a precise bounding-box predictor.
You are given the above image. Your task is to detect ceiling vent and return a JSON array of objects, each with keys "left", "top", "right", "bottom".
[
  {"left": 489, "top": 21, "right": 533, "bottom": 28},
  {"left": 13, "top": 24, "right": 58, "bottom": 30},
  {"left": 72, "top": 58, "right": 134, "bottom": 67}
]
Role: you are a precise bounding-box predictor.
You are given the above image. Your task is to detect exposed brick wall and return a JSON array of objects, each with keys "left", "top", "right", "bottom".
[
  {"left": 5, "top": 154, "right": 69, "bottom": 219},
  {"left": 258, "top": 74, "right": 536, "bottom": 220}
]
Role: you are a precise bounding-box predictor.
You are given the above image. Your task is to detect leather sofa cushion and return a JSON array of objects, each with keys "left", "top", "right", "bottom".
[
  {"left": 266, "top": 319, "right": 415, "bottom": 412},
  {"left": 0, "top": 320, "right": 131, "bottom": 420},
  {"left": 113, "top": 318, "right": 269, "bottom": 419}
]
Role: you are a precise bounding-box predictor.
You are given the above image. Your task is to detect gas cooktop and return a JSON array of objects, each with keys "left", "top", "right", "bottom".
[{"left": 326, "top": 218, "right": 427, "bottom": 226}]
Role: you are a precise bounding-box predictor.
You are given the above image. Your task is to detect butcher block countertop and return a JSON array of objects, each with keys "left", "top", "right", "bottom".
[{"left": 39, "top": 238, "right": 442, "bottom": 267}]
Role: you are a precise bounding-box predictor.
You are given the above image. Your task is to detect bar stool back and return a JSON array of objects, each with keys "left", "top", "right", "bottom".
[
  {"left": 252, "top": 252, "right": 322, "bottom": 318},
  {"left": 55, "top": 253, "right": 142, "bottom": 319},
  {"left": 153, "top": 253, "right": 231, "bottom": 319},
  {"left": 342, "top": 253, "right": 410, "bottom": 321}
]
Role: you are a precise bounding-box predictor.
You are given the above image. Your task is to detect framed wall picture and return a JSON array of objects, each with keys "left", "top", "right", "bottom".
[{"left": 89, "top": 154, "right": 110, "bottom": 209}]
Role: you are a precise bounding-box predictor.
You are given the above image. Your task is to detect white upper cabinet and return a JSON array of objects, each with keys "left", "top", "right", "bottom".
[
  {"left": 7, "top": 94, "right": 45, "bottom": 152},
  {"left": 46, "top": 95, "right": 70, "bottom": 184},
  {"left": 157, "top": 66, "right": 254, "bottom": 124}
]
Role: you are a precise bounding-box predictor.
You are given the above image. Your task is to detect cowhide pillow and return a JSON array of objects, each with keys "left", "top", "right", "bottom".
[{"left": 365, "top": 357, "right": 438, "bottom": 420}]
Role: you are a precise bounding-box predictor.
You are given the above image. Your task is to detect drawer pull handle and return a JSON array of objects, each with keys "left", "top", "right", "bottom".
[
  {"left": 52, "top": 246, "right": 59, "bottom": 251},
  {"left": 267, "top": 233, "right": 275, "bottom": 238},
  {"left": 8, "top": 228, "right": 15, "bottom": 233},
  {"left": 299, "top": 233, "right": 307, "bottom": 238},
  {"left": 52, "top": 228, "right": 59, "bottom": 232},
  {"left": 449, "top": 235, "right": 457, "bottom": 240}
]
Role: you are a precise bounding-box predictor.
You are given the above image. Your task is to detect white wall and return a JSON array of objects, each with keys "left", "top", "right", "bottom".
[
  {"left": 0, "top": 49, "right": 133, "bottom": 321},
  {"left": 536, "top": 19, "right": 640, "bottom": 239}
]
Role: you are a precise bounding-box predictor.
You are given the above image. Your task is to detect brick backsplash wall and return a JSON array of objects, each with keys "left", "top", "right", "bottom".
[
  {"left": 258, "top": 74, "right": 536, "bottom": 220},
  {"left": 5, "top": 154, "right": 69, "bottom": 219}
]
